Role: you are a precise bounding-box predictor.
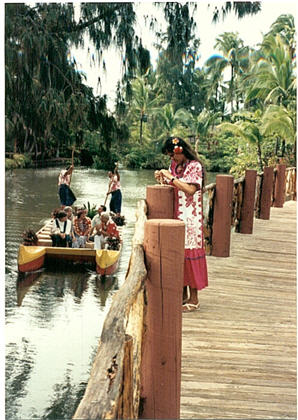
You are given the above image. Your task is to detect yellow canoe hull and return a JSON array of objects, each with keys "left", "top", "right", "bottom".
[
  {"left": 18, "top": 245, "right": 121, "bottom": 275},
  {"left": 95, "top": 249, "right": 121, "bottom": 275},
  {"left": 18, "top": 245, "right": 46, "bottom": 272}
]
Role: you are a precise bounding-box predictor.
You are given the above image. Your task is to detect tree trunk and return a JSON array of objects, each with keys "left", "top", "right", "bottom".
[
  {"left": 230, "top": 65, "right": 234, "bottom": 114},
  {"left": 140, "top": 115, "right": 143, "bottom": 143},
  {"left": 257, "top": 140, "right": 263, "bottom": 171},
  {"left": 281, "top": 139, "right": 286, "bottom": 157},
  {"left": 275, "top": 137, "right": 280, "bottom": 156}
]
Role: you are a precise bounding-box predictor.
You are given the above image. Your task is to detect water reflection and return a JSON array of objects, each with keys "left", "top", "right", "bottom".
[
  {"left": 5, "top": 167, "right": 156, "bottom": 419},
  {"left": 17, "top": 271, "right": 43, "bottom": 307},
  {"left": 6, "top": 339, "right": 35, "bottom": 420},
  {"left": 6, "top": 167, "right": 217, "bottom": 419},
  {"left": 43, "top": 369, "right": 86, "bottom": 420},
  {"left": 94, "top": 275, "right": 119, "bottom": 307}
]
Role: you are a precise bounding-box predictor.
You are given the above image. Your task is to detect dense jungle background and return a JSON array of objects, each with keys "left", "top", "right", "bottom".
[{"left": 5, "top": 2, "right": 296, "bottom": 176}]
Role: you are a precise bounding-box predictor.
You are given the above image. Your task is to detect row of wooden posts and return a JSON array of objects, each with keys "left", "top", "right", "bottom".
[
  {"left": 146, "top": 164, "right": 296, "bottom": 258},
  {"left": 73, "top": 165, "right": 296, "bottom": 420}
]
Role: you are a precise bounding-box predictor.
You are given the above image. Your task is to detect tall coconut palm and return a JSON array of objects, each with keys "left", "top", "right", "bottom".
[
  {"left": 206, "top": 32, "right": 249, "bottom": 113},
  {"left": 245, "top": 34, "right": 296, "bottom": 108},
  {"left": 266, "top": 14, "right": 296, "bottom": 59},
  {"left": 261, "top": 104, "right": 296, "bottom": 159},
  {"left": 154, "top": 104, "right": 187, "bottom": 141},
  {"left": 129, "top": 75, "right": 161, "bottom": 143}
]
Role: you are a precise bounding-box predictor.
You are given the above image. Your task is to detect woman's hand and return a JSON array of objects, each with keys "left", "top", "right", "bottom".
[
  {"left": 157, "top": 169, "right": 197, "bottom": 196},
  {"left": 154, "top": 170, "right": 170, "bottom": 184},
  {"left": 159, "top": 169, "right": 172, "bottom": 181},
  {"left": 154, "top": 170, "right": 162, "bottom": 184}
]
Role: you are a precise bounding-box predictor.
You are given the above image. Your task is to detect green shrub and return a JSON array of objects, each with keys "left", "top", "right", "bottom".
[
  {"left": 83, "top": 202, "right": 97, "bottom": 219},
  {"left": 5, "top": 154, "right": 32, "bottom": 170},
  {"left": 5, "top": 159, "right": 17, "bottom": 170}
]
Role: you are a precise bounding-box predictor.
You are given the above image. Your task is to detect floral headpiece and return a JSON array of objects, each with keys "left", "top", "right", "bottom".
[{"left": 172, "top": 138, "right": 183, "bottom": 154}]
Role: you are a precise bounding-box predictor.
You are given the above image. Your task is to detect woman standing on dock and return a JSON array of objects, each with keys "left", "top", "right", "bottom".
[{"left": 155, "top": 137, "right": 208, "bottom": 312}]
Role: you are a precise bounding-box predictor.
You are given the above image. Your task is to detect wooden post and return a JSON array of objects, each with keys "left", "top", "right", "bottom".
[
  {"left": 146, "top": 185, "right": 174, "bottom": 219},
  {"left": 239, "top": 170, "right": 257, "bottom": 234},
  {"left": 212, "top": 175, "right": 234, "bottom": 257},
  {"left": 259, "top": 166, "right": 274, "bottom": 220},
  {"left": 273, "top": 164, "right": 286, "bottom": 207},
  {"left": 141, "top": 219, "right": 185, "bottom": 419}
]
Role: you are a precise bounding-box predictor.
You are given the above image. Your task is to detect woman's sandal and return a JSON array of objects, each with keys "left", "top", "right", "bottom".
[{"left": 182, "top": 302, "right": 200, "bottom": 312}]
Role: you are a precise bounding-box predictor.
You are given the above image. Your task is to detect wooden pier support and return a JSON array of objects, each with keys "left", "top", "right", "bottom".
[
  {"left": 239, "top": 169, "right": 257, "bottom": 234},
  {"left": 212, "top": 175, "right": 234, "bottom": 257},
  {"left": 259, "top": 166, "right": 274, "bottom": 220},
  {"left": 146, "top": 185, "right": 174, "bottom": 219},
  {"left": 141, "top": 219, "right": 185, "bottom": 419},
  {"left": 273, "top": 164, "right": 286, "bottom": 207}
]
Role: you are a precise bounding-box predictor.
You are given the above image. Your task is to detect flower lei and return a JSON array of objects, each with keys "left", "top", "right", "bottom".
[
  {"left": 172, "top": 138, "right": 183, "bottom": 154},
  {"left": 74, "top": 216, "right": 91, "bottom": 236}
]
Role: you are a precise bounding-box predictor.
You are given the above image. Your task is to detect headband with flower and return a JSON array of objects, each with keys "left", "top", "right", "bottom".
[{"left": 172, "top": 138, "right": 183, "bottom": 154}]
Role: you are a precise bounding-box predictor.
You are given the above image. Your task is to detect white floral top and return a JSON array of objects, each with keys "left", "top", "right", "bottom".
[{"left": 170, "top": 160, "right": 204, "bottom": 250}]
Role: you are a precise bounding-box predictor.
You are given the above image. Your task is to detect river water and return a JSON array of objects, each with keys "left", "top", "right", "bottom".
[{"left": 5, "top": 167, "right": 216, "bottom": 419}]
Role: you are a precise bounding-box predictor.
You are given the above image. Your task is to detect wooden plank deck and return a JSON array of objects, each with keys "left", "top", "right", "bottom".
[{"left": 181, "top": 200, "right": 296, "bottom": 419}]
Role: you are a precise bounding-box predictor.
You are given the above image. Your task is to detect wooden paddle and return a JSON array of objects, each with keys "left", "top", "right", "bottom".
[
  {"left": 70, "top": 146, "right": 75, "bottom": 184},
  {"left": 104, "top": 192, "right": 109, "bottom": 206}
]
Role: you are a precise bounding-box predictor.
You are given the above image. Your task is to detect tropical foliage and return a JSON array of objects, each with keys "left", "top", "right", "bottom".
[{"left": 5, "top": 3, "right": 296, "bottom": 176}]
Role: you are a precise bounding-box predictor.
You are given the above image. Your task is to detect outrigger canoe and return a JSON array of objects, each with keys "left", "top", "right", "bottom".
[{"left": 18, "top": 221, "right": 123, "bottom": 276}]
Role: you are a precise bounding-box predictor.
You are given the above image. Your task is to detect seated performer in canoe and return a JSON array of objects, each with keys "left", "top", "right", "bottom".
[
  {"left": 72, "top": 209, "right": 92, "bottom": 248},
  {"left": 94, "top": 213, "right": 120, "bottom": 250},
  {"left": 90, "top": 205, "right": 107, "bottom": 234},
  {"left": 50, "top": 210, "right": 73, "bottom": 247}
]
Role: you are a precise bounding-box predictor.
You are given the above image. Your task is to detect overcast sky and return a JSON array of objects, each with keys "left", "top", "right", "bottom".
[{"left": 71, "top": 0, "right": 297, "bottom": 109}]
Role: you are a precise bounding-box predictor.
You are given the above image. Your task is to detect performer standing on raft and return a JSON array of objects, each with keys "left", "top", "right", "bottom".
[
  {"left": 58, "top": 148, "right": 76, "bottom": 208},
  {"left": 155, "top": 136, "right": 208, "bottom": 312},
  {"left": 106, "top": 163, "right": 122, "bottom": 216}
]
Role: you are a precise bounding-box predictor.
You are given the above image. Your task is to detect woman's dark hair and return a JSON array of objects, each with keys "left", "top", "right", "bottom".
[
  {"left": 162, "top": 136, "right": 206, "bottom": 187},
  {"left": 57, "top": 211, "right": 67, "bottom": 220},
  {"left": 77, "top": 210, "right": 85, "bottom": 219}
]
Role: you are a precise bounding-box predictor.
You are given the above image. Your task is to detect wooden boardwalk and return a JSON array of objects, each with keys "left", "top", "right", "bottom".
[{"left": 181, "top": 200, "right": 296, "bottom": 419}]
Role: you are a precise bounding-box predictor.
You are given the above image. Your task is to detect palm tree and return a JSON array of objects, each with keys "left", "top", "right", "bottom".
[
  {"left": 261, "top": 104, "right": 296, "bottom": 159},
  {"left": 206, "top": 32, "right": 249, "bottom": 113},
  {"left": 129, "top": 75, "right": 160, "bottom": 143},
  {"left": 175, "top": 108, "right": 222, "bottom": 153},
  {"left": 218, "top": 111, "right": 264, "bottom": 171},
  {"left": 266, "top": 14, "right": 296, "bottom": 59},
  {"left": 154, "top": 104, "right": 186, "bottom": 141},
  {"left": 245, "top": 34, "right": 296, "bottom": 108},
  {"left": 204, "top": 60, "right": 227, "bottom": 117}
]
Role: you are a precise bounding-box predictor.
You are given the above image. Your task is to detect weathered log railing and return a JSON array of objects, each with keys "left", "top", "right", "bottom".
[
  {"left": 73, "top": 164, "right": 296, "bottom": 419},
  {"left": 73, "top": 200, "right": 147, "bottom": 419}
]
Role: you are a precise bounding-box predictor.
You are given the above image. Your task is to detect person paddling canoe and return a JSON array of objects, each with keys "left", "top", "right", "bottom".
[{"left": 58, "top": 148, "right": 76, "bottom": 208}]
